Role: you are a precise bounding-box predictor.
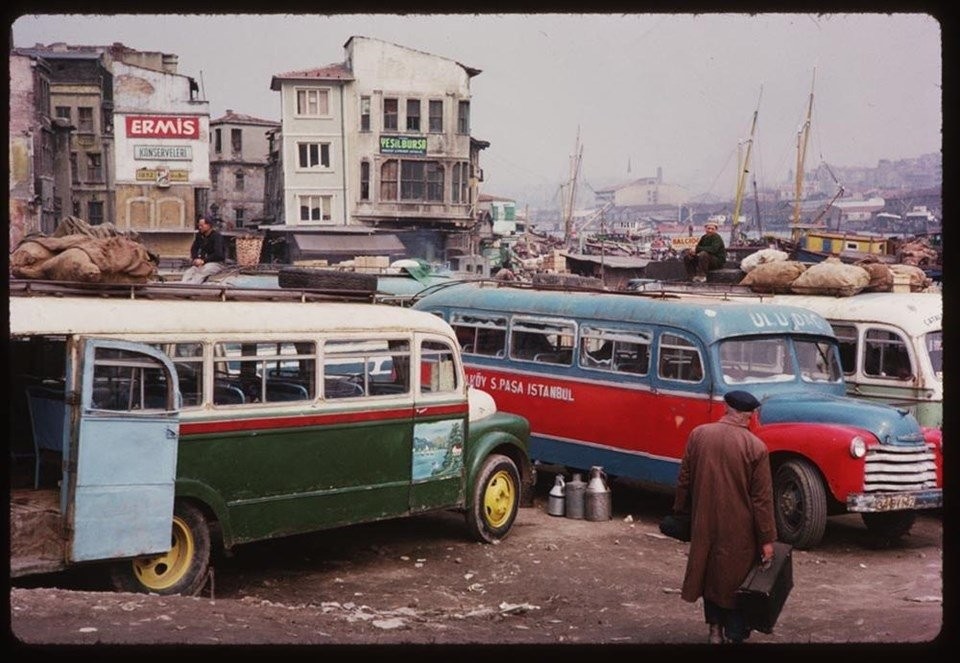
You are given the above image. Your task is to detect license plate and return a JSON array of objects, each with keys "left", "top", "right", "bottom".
[{"left": 871, "top": 494, "right": 917, "bottom": 511}]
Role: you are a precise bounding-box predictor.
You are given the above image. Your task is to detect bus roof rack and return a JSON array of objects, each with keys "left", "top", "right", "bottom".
[{"left": 8, "top": 278, "right": 379, "bottom": 304}]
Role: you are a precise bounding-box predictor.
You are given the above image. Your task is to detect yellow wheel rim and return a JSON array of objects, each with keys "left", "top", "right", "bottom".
[
  {"left": 131, "top": 515, "right": 195, "bottom": 591},
  {"left": 482, "top": 469, "right": 516, "bottom": 529}
]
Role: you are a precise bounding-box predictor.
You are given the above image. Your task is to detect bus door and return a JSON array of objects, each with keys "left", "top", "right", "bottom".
[
  {"left": 411, "top": 334, "right": 468, "bottom": 510},
  {"left": 65, "top": 338, "right": 180, "bottom": 563}
]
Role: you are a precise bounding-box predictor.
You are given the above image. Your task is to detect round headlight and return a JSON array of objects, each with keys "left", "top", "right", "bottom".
[{"left": 849, "top": 436, "right": 867, "bottom": 459}]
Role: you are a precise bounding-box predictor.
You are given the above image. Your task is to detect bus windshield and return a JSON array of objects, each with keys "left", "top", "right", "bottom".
[
  {"left": 718, "top": 337, "right": 842, "bottom": 385},
  {"left": 926, "top": 331, "right": 943, "bottom": 378}
]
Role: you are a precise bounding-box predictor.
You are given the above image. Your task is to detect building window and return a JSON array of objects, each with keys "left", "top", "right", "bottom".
[
  {"left": 55, "top": 106, "right": 71, "bottom": 121},
  {"left": 457, "top": 101, "right": 470, "bottom": 134},
  {"left": 214, "top": 128, "right": 222, "bottom": 153},
  {"left": 235, "top": 171, "right": 245, "bottom": 191},
  {"left": 429, "top": 100, "right": 443, "bottom": 133},
  {"left": 41, "top": 130, "right": 53, "bottom": 172},
  {"left": 360, "top": 96, "right": 371, "bottom": 132},
  {"left": 460, "top": 161, "right": 469, "bottom": 203},
  {"left": 298, "top": 194, "right": 332, "bottom": 222},
  {"left": 235, "top": 208, "right": 245, "bottom": 228},
  {"left": 452, "top": 163, "right": 461, "bottom": 203},
  {"left": 383, "top": 98, "right": 398, "bottom": 131},
  {"left": 426, "top": 162, "right": 444, "bottom": 202},
  {"left": 298, "top": 142, "right": 330, "bottom": 169},
  {"left": 296, "top": 88, "right": 329, "bottom": 116},
  {"left": 406, "top": 99, "right": 421, "bottom": 132},
  {"left": 360, "top": 161, "right": 370, "bottom": 201},
  {"left": 70, "top": 152, "right": 79, "bottom": 184},
  {"left": 231, "top": 128, "right": 242, "bottom": 153},
  {"left": 211, "top": 167, "right": 218, "bottom": 186},
  {"left": 401, "top": 161, "right": 425, "bottom": 200},
  {"left": 78, "top": 107, "right": 94, "bottom": 133},
  {"left": 380, "top": 160, "right": 398, "bottom": 201},
  {"left": 103, "top": 108, "right": 113, "bottom": 134},
  {"left": 87, "top": 153, "right": 103, "bottom": 182},
  {"left": 88, "top": 201, "right": 104, "bottom": 225}
]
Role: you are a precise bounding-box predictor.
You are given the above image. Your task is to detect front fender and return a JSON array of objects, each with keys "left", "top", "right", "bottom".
[
  {"left": 465, "top": 412, "right": 533, "bottom": 506},
  {"left": 757, "top": 422, "right": 871, "bottom": 503}
]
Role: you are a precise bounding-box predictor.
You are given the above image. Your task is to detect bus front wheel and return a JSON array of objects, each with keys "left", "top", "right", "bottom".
[
  {"left": 466, "top": 454, "right": 521, "bottom": 544},
  {"left": 109, "top": 501, "right": 211, "bottom": 596},
  {"left": 773, "top": 459, "right": 827, "bottom": 550}
]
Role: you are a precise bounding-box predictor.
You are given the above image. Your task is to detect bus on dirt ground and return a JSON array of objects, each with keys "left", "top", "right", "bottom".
[
  {"left": 9, "top": 280, "right": 532, "bottom": 596},
  {"left": 412, "top": 281, "right": 942, "bottom": 549}
]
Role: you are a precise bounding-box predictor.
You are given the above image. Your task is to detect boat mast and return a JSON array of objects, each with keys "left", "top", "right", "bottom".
[
  {"left": 563, "top": 127, "right": 584, "bottom": 249},
  {"left": 731, "top": 86, "right": 762, "bottom": 245},
  {"left": 791, "top": 69, "right": 816, "bottom": 239}
]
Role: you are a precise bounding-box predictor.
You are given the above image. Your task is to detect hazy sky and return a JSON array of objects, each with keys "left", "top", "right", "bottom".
[{"left": 11, "top": 12, "right": 942, "bottom": 207}]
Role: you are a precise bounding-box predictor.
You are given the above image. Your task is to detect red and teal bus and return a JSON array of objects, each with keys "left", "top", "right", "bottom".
[
  {"left": 413, "top": 282, "right": 941, "bottom": 549},
  {"left": 10, "top": 281, "right": 532, "bottom": 595}
]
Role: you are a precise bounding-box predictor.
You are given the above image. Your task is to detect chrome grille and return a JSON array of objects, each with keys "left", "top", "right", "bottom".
[{"left": 863, "top": 443, "right": 938, "bottom": 492}]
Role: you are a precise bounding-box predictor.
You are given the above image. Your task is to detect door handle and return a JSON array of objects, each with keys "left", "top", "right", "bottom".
[{"left": 165, "top": 427, "right": 178, "bottom": 439}]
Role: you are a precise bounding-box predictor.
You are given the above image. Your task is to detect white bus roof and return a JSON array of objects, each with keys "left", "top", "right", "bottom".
[
  {"left": 10, "top": 295, "right": 455, "bottom": 339},
  {"left": 760, "top": 292, "right": 942, "bottom": 337}
]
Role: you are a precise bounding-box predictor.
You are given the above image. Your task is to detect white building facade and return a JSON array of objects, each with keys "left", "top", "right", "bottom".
[{"left": 270, "top": 36, "right": 481, "bottom": 233}]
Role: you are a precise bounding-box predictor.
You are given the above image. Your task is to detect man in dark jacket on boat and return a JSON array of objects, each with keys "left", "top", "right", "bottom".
[{"left": 683, "top": 221, "right": 726, "bottom": 282}]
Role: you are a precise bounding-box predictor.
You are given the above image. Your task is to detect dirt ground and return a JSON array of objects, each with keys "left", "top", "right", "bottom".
[{"left": 7, "top": 475, "right": 945, "bottom": 655}]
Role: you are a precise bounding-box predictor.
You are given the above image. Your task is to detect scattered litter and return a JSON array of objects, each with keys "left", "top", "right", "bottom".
[
  {"left": 400, "top": 555, "right": 410, "bottom": 561},
  {"left": 467, "top": 583, "right": 485, "bottom": 593},
  {"left": 78, "top": 627, "right": 98, "bottom": 633},
  {"left": 119, "top": 601, "right": 141, "bottom": 612},
  {"left": 464, "top": 573, "right": 474, "bottom": 580},
  {"left": 499, "top": 602, "right": 540, "bottom": 615},
  {"left": 661, "top": 587, "right": 682, "bottom": 594},
  {"left": 905, "top": 595, "right": 941, "bottom": 603},
  {"left": 623, "top": 515, "right": 634, "bottom": 523},
  {"left": 859, "top": 563, "right": 868, "bottom": 569},
  {"left": 372, "top": 617, "right": 406, "bottom": 630},
  {"left": 646, "top": 532, "right": 669, "bottom": 539}
]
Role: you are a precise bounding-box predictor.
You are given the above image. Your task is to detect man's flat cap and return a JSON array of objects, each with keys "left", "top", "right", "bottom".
[{"left": 724, "top": 390, "right": 761, "bottom": 412}]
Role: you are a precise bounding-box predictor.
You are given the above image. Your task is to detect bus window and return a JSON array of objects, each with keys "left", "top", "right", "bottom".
[
  {"left": 214, "top": 341, "right": 316, "bottom": 403},
  {"left": 92, "top": 347, "right": 171, "bottom": 411},
  {"left": 863, "top": 329, "right": 912, "bottom": 379},
  {"left": 510, "top": 317, "right": 575, "bottom": 365},
  {"left": 324, "top": 338, "right": 410, "bottom": 398},
  {"left": 830, "top": 324, "right": 858, "bottom": 375},
  {"left": 451, "top": 313, "right": 507, "bottom": 357},
  {"left": 154, "top": 342, "right": 204, "bottom": 407},
  {"left": 421, "top": 340, "right": 459, "bottom": 394},
  {"left": 795, "top": 339, "right": 844, "bottom": 383},
  {"left": 579, "top": 326, "right": 652, "bottom": 376},
  {"left": 926, "top": 331, "right": 942, "bottom": 378},
  {"left": 718, "top": 337, "right": 793, "bottom": 384},
  {"left": 658, "top": 333, "right": 703, "bottom": 383}
]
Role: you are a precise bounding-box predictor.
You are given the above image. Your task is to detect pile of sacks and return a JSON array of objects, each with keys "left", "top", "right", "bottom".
[
  {"left": 738, "top": 249, "right": 931, "bottom": 296},
  {"left": 10, "top": 217, "right": 159, "bottom": 284}
]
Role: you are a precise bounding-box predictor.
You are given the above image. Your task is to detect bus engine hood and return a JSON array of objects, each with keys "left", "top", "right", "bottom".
[
  {"left": 468, "top": 386, "right": 498, "bottom": 422},
  {"left": 757, "top": 391, "right": 926, "bottom": 446}
]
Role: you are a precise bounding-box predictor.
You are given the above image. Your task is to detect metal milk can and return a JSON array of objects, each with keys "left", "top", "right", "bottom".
[
  {"left": 564, "top": 473, "right": 586, "bottom": 519},
  {"left": 547, "top": 474, "right": 566, "bottom": 517},
  {"left": 584, "top": 466, "right": 612, "bottom": 521}
]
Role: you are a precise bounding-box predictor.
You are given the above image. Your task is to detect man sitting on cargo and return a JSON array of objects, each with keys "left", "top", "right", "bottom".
[
  {"left": 682, "top": 222, "right": 726, "bottom": 283},
  {"left": 181, "top": 217, "right": 226, "bottom": 284}
]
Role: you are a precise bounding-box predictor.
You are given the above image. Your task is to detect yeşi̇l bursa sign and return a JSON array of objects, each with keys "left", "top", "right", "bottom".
[{"left": 380, "top": 135, "right": 427, "bottom": 156}]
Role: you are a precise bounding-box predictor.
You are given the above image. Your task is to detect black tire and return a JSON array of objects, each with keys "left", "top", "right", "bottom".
[
  {"left": 109, "top": 501, "right": 211, "bottom": 596},
  {"left": 861, "top": 511, "right": 916, "bottom": 547},
  {"left": 466, "top": 454, "right": 521, "bottom": 543},
  {"left": 773, "top": 459, "right": 828, "bottom": 550},
  {"left": 278, "top": 267, "right": 378, "bottom": 292}
]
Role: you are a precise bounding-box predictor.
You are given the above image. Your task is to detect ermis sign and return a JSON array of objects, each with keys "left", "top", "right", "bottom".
[{"left": 380, "top": 135, "right": 427, "bottom": 156}]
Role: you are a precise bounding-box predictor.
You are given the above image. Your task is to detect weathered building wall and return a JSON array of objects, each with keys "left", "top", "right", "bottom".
[{"left": 9, "top": 54, "right": 39, "bottom": 246}]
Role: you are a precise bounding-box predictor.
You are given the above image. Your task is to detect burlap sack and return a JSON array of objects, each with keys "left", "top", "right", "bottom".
[
  {"left": 790, "top": 258, "right": 870, "bottom": 296},
  {"left": 739, "top": 260, "right": 807, "bottom": 293},
  {"left": 856, "top": 261, "right": 894, "bottom": 292},
  {"left": 740, "top": 248, "right": 790, "bottom": 273}
]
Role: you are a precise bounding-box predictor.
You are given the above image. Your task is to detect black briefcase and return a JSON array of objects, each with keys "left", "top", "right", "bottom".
[{"left": 735, "top": 541, "right": 793, "bottom": 634}]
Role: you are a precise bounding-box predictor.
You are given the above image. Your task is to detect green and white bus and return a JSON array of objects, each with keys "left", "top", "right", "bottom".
[{"left": 10, "top": 281, "right": 533, "bottom": 596}]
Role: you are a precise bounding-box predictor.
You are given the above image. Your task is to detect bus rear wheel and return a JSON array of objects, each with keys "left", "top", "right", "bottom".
[
  {"left": 466, "top": 454, "right": 520, "bottom": 543},
  {"left": 109, "top": 501, "right": 211, "bottom": 596},
  {"left": 773, "top": 459, "right": 827, "bottom": 550}
]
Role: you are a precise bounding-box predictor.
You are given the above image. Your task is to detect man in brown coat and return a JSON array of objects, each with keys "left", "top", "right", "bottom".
[{"left": 673, "top": 390, "right": 777, "bottom": 644}]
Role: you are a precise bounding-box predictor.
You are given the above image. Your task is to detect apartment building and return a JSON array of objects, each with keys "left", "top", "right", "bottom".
[{"left": 209, "top": 110, "right": 280, "bottom": 229}]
